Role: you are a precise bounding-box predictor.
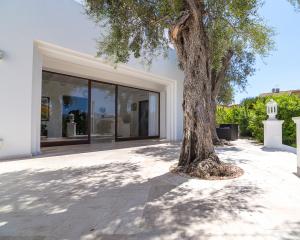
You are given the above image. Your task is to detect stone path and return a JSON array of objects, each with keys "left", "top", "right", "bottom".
[{"left": 0, "top": 139, "right": 299, "bottom": 240}]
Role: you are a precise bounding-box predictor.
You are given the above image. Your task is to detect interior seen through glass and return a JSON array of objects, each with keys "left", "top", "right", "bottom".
[
  {"left": 41, "top": 71, "right": 159, "bottom": 145},
  {"left": 41, "top": 72, "right": 88, "bottom": 143},
  {"left": 117, "top": 86, "right": 159, "bottom": 138},
  {"left": 91, "top": 82, "right": 116, "bottom": 143}
]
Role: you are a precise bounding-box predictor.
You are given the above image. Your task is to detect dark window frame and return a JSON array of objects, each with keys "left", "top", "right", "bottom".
[{"left": 41, "top": 70, "right": 160, "bottom": 147}]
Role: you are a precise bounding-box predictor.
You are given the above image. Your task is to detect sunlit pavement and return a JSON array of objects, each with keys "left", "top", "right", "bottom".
[{"left": 0, "top": 139, "right": 299, "bottom": 240}]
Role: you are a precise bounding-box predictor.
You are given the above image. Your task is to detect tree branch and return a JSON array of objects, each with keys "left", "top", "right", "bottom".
[
  {"left": 186, "top": 0, "right": 200, "bottom": 22},
  {"left": 170, "top": 11, "right": 191, "bottom": 42},
  {"left": 212, "top": 49, "right": 234, "bottom": 98}
]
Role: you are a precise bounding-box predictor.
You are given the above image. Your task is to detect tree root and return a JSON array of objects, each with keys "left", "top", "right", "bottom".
[{"left": 171, "top": 155, "right": 243, "bottom": 180}]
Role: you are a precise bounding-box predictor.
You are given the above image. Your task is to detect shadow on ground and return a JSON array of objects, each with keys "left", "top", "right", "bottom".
[
  {"left": 261, "top": 146, "right": 297, "bottom": 154},
  {"left": 279, "top": 221, "right": 300, "bottom": 240},
  {"left": 0, "top": 154, "right": 266, "bottom": 239},
  {"left": 133, "top": 142, "right": 181, "bottom": 162},
  {"left": 0, "top": 140, "right": 171, "bottom": 163},
  {"left": 133, "top": 143, "right": 246, "bottom": 164}
]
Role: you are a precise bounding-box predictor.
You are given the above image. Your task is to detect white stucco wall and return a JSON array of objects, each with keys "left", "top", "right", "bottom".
[{"left": 0, "top": 0, "right": 184, "bottom": 159}]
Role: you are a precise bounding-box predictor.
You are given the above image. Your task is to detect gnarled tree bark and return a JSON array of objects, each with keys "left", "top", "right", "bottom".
[{"left": 170, "top": 1, "right": 222, "bottom": 178}]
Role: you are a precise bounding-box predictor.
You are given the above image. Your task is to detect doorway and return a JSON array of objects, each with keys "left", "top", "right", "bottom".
[
  {"left": 139, "top": 100, "right": 149, "bottom": 137},
  {"left": 41, "top": 71, "right": 160, "bottom": 146}
]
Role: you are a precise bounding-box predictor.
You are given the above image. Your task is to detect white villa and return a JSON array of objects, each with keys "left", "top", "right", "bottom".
[{"left": 0, "top": 0, "right": 184, "bottom": 159}]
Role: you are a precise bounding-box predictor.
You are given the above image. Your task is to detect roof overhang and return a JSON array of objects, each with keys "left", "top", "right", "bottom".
[{"left": 34, "top": 40, "right": 177, "bottom": 92}]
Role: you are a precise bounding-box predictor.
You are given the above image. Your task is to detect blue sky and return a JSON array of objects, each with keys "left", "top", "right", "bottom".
[
  {"left": 235, "top": 0, "right": 300, "bottom": 103},
  {"left": 75, "top": 0, "right": 300, "bottom": 103}
]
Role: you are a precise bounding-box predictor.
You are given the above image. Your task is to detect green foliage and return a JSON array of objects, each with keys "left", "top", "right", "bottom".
[
  {"left": 85, "top": 0, "right": 275, "bottom": 114},
  {"left": 206, "top": 0, "right": 274, "bottom": 72},
  {"left": 216, "top": 105, "right": 251, "bottom": 137},
  {"left": 217, "top": 80, "right": 234, "bottom": 105},
  {"left": 84, "top": 0, "right": 274, "bottom": 67},
  {"left": 217, "top": 105, "right": 242, "bottom": 126},
  {"left": 247, "top": 98, "right": 266, "bottom": 142},
  {"left": 84, "top": 0, "right": 181, "bottom": 63},
  {"left": 274, "top": 95, "right": 300, "bottom": 146},
  {"left": 217, "top": 95, "right": 300, "bottom": 146},
  {"left": 218, "top": 51, "right": 256, "bottom": 104},
  {"left": 289, "top": 0, "right": 300, "bottom": 10}
]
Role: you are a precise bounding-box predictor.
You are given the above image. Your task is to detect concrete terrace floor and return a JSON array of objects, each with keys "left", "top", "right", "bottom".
[{"left": 0, "top": 139, "right": 300, "bottom": 240}]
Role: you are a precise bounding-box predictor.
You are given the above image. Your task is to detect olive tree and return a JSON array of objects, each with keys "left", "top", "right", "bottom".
[{"left": 84, "top": 0, "right": 273, "bottom": 178}]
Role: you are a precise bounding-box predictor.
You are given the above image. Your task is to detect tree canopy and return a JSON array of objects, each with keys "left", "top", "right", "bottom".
[
  {"left": 84, "top": 0, "right": 276, "bottom": 178},
  {"left": 289, "top": 0, "right": 300, "bottom": 10},
  {"left": 85, "top": 0, "right": 274, "bottom": 110},
  {"left": 85, "top": 0, "right": 273, "bottom": 68},
  {"left": 217, "top": 50, "right": 255, "bottom": 104},
  {"left": 217, "top": 0, "right": 300, "bottom": 104}
]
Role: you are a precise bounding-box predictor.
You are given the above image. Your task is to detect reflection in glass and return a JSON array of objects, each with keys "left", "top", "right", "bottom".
[
  {"left": 41, "top": 72, "right": 88, "bottom": 143},
  {"left": 117, "top": 86, "right": 159, "bottom": 138},
  {"left": 41, "top": 71, "right": 160, "bottom": 146},
  {"left": 91, "top": 82, "right": 116, "bottom": 142},
  {"left": 148, "top": 92, "right": 159, "bottom": 136}
]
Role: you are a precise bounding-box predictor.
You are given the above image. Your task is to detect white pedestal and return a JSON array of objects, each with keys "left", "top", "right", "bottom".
[
  {"left": 263, "top": 120, "right": 284, "bottom": 149},
  {"left": 67, "top": 122, "right": 77, "bottom": 137},
  {"left": 292, "top": 117, "right": 300, "bottom": 176}
]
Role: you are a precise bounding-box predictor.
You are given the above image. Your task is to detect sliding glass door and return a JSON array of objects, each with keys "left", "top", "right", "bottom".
[
  {"left": 41, "top": 71, "right": 160, "bottom": 146},
  {"left": 90, "top": 82, "right": 116, "bottom": 143},
  {"left": 41, "top": 71, "right": 89, "bottom": 145},
  {"left": 148, "top": 92, "right": 159, "bottom": 136},
  {"left": 117, "top": 86, "right": 159, "bottom": 140}
]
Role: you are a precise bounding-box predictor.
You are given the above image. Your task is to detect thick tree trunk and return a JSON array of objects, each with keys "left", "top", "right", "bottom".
[
  {"left": 170, "top": 1, "right": 221, "bottom": 178},
  {"left": 178, "top": 58, "right": 217, "bottom": 170},
  {"left": 168, "top": 1, "right": 242, "bottom": 179},
  {"left": 210, "top": 98, "right": 221, "bottom": 145}
]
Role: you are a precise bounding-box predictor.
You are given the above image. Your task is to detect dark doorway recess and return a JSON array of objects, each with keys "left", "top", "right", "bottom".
[{"left": 139, "top": 100, "right": 149, "bottom": 137}]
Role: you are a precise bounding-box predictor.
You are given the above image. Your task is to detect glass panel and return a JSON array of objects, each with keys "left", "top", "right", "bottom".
[
  {"left": 41, "top": 72, "right": 89, "bottom": 144},
  {"left": 91, "top": 82, "right": 116, "bottom": 142},
  {"left": 41, "top": 71, "right": 160, "bottom": 146},
  {"left": 117, "top": 86, "right": 159, "bottom": 138},
  {"left": 148, "top": 92, "right": 159, "bottom": 136}
]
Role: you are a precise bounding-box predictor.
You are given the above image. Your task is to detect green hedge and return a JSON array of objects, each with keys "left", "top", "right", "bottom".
[{"left": 216, "top": 94, "right": 300, "bottom": 147}]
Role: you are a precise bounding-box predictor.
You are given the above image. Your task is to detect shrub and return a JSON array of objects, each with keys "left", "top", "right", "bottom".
[{"left": 216, "top": 94, "right": 300, "bottom": 146}]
